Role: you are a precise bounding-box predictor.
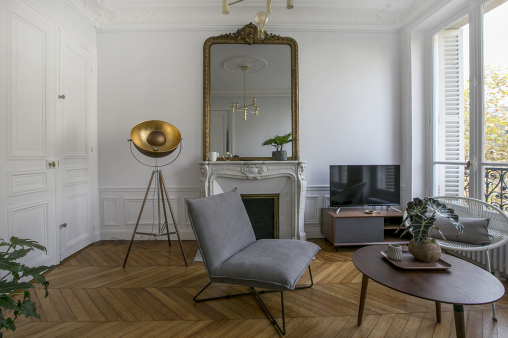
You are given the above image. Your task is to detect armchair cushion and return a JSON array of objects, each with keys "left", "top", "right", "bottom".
[
  {"left": 430, "top": 215, "right": 492, "bottom": 245},
  {"left": 210, "top": 239, "right": 320, "bottom": 291}
]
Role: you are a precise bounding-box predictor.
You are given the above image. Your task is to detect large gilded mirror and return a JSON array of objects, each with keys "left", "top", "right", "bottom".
[{"left": 203, "top": 23, "right": 299, "bottom": 161}]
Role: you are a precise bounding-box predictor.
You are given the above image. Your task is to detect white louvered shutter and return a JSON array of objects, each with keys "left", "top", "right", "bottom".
[{"left": 436, "top": 29, "right": 465, "bottom": 196}]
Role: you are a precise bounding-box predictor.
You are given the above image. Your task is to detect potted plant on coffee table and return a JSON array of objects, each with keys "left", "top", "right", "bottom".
[
  {"left": 261, "top": 132, "right": 295, "bottom": 161},
  {"left": 397, "top": 197, "right": 464, "bottom": 262}
]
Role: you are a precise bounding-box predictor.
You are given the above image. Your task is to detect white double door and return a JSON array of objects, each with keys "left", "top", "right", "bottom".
[{"left": 0, "top": 1, "right": 96, "bottom": 268}]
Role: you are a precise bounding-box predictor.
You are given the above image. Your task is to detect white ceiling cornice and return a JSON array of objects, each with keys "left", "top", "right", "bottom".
[{"left": 65, "top": 0, "right": 445, "bottom": 31}]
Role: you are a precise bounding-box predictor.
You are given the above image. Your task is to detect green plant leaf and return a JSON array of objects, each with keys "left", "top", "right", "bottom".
[
  {"left": 20, "top": 266, "right": 50, "bottom": 276},
  {"left": 411, "top": 213, "right": 437, "bottom": 246},
  {"left": 5, "top": 249, "right": 32, "bottom": 261},
  {"left": 0, "top": 281, "right": 34, "bottom": 295},
  {"left": 9, "top": 237, "right": 46, "bottom": 252},
  {"left": 261, "top": 137, "right": 276, "bottom": 147},
  {"left": 261, "top": 132, "right": 294, "bottom": 151},
  {"left": 0, "top": 257, "right": 21, "bottom": 272},
  {"left": 431, "top": 226, "right": 447, "bottom": 241},
  {"left": 424, "top": 198, "right": 464, "bottom": 235},
  {"left": 0, "top": 311, "right": 16, "bottom": 332},
  {"left": 19, "top": 300, "right": 39, "bottom": 320},
  {"left": 396, "top": 198, "right": 427, "bottom": 234},
  {"left": 0, "top": 295, "right": 19, "bottom": 311}
]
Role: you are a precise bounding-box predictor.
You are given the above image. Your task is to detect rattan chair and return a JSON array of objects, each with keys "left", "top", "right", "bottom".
[{"left": 430, "top": 196, "right": 508, "bottom": 320}]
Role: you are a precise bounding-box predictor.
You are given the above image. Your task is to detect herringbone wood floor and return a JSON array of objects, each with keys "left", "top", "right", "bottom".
[{"left": 5, "top": 239, "right": 508, "bottom": 337}]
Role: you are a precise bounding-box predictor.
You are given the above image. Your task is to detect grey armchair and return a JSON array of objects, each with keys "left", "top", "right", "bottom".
[{"left": 186, "top": 189, "right": 320, "bottom": 335}]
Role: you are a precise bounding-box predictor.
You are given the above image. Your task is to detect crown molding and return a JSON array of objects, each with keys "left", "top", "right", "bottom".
[{"left": 65, "top": 0, "right": 444, "bottom": 31}]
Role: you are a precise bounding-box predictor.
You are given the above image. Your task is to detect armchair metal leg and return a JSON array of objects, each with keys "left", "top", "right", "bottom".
[
  {"left": 485, "top": 250, "right": 498, "bottom": 321},
  {"left": 193, "top": 266, "right": 313, "bottom": 335},
  {"left": 252, "top": 289, "right": 286, "bottom": 335}
]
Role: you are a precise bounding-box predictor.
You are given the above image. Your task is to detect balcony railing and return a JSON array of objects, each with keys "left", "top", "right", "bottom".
[
  {"left": 485, "top": 167, "right": 508, "bottom": 213},
  {"left": 464, "top": 168, "right": 470, "bottom": 197}
]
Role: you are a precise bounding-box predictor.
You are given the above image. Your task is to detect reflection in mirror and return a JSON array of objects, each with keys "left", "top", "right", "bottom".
[{"left": 210, "top": 44, "right": 291, "bottom": 158}]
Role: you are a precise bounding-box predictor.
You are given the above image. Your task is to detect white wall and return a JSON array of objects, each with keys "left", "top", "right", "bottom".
[{"left": 97, "top": 28, "right": 401, "bottom": 240}]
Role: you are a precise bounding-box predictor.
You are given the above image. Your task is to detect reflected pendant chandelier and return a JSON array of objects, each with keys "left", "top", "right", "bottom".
[
  {"left": 221, "top": 0, "right": 294, "bottom": 40},
  {"left": 230, "top": 65, "right": 259, "bottom": 120}
]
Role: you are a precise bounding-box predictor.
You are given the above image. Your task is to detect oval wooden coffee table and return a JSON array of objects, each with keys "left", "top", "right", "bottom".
[{"left": 353, "top": 245, "right": 505, "bottom": 338}]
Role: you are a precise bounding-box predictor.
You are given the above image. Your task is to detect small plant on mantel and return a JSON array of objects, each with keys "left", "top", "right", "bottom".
[
  {"left": 396, "top": 198, "right": 464, "bottom": 262},
  {"left": 261, "top": 132, "right": 295, "bottom": 161},
  {"left": 0, "top": 237, "right": 55, "bottom": 337}
]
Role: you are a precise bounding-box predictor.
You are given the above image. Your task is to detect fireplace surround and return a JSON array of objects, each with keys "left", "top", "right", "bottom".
[{"left": 199, "top": 161, "right": 307, "bottom": 241}]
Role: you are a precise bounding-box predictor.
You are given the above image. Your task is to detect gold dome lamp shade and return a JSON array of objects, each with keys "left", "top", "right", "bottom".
[{"left": 130, "top": 120, "right": 182, "bottom": 158}]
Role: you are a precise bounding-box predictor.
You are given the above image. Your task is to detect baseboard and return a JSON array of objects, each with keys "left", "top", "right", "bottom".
[
  {"left": 100, "top": 229, "right": 196, "bottom": 241},
  {"left": 305, "top": 228, "right": 324, "bottom": 239}
]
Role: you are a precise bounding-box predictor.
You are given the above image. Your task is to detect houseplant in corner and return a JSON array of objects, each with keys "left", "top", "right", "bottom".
[
  {"left": 397, "top": 198, "right": 464, "bottom": 262},
  {"left": 0, "top": 237, "right": 55, "bottom": 337},
  {"left": 261, "top": 132, "right": 295, "bottom": 161}
]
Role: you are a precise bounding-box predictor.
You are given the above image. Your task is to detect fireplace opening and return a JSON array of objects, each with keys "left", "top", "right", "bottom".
[{"left": 241, "top": 194, "right": 279, "bottom": 240}]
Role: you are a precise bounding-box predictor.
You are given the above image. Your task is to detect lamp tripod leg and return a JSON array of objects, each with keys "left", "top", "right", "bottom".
[
  {"left": 123, "top": 171, "right": 156, "bottom": 268},
  {"left": 160, "top": 172, "right": 188, "bottom": 266},
  {"left": 159, "top": 172, "right": 172, "bottom": 251}
]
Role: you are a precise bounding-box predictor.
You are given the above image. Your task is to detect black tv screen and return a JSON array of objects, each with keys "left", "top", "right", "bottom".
[{"left": 330, "top": 165, "right": 400, "bottom": 207}]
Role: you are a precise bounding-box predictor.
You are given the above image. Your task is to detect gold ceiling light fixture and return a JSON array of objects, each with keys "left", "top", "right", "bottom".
[
  {"left": 222, "top": 0, "right": 294, "bottom": 40},
  {"left": 231, "top": 65, "right": 259, "bottom": 120}
]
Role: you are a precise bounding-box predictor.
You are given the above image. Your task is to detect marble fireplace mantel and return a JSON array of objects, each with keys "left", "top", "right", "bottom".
[{"left": 199, "top": 161, "right": 307, "bottom": 240}]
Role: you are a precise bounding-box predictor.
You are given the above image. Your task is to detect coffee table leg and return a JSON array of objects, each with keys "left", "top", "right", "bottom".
[
  {"left": 453, "top": 304, "right": 466, "bottom": 338},
  {"left": 358, "top": 274, "right": 369, "bottom": 325},
  {"left": 435, "top": 302, "right": 441, "bottom": 323}
]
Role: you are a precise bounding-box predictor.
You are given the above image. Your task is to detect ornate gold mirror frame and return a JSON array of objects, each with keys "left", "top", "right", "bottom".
[{"left": 203, "top": 23, "right": 299, "bottom": 161}]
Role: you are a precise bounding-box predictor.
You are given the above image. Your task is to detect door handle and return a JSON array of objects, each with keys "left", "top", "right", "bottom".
[
  {"left": 61, "top": 223, "right": 67, "bottom": 228},
  {"left": 59, "top": 95, "right": 66, "bottom": 99},
  {"left": 48, "top": 161, "right": 56, "bottom": 168}
]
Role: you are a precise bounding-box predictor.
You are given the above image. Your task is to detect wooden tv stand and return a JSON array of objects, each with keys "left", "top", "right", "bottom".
[{"left": 321, "top": 208, "right": 410, "bottom": 252}]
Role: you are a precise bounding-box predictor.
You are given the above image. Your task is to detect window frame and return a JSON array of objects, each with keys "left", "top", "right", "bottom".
[{"left": 426, "top": 0, "right": 502, "bottom": 200}]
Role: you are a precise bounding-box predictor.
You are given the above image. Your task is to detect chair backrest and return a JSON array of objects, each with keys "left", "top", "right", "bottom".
[
  {"left": 432, "top": 196, "right": 508, "bottom": 233},
  {"left": 186, "top": 189, "right": 256, "bottom": 273}
]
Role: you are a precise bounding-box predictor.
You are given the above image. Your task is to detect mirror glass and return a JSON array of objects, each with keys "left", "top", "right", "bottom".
[{"left": 210, "top": 44, "right": 292, "bottom": 158}]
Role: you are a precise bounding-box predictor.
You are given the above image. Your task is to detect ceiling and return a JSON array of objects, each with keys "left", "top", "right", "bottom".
[
  {"left": 66, "top": 0, "right": 443, "bottom": 31},
  {"left": 210, "top": 44, "right": 291, "bottom": 96}
]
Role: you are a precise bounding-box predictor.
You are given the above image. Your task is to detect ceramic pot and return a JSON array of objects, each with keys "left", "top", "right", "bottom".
[
  {"left": 274, "top": 150, "right": 287, "bottom": 161},
  {"left": 408, "top": 239, "right": 442, "bottom": 263},
  {"left": 387, "top": 244, "right": 403, "bottom": 261}
]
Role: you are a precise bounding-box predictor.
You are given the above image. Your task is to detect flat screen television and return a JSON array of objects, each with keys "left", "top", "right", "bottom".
[{"left": 330, "top": 165, "right": 400, "bottom": 207}]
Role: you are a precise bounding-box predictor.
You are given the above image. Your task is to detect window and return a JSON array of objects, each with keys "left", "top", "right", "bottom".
[
  {"left": 431, "top": 0, "right": 508, "bottom": 212},
  {"left": 483, "top": 0, "right": 508, "bottom": 210},
  {"left": 432, "top": 15, "right": 469, "bottom": 197}
]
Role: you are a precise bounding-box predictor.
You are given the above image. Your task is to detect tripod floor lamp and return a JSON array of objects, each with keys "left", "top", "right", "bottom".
[{"left": 123, "top": 120, "right": 188, "bottom": 268}]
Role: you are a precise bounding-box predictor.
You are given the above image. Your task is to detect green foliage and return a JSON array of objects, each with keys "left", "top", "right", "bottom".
[
  {"left": 464, "top": 67, "right": 508, "bottom": 163},
  {"left": 261, "top": 132, "right": 295, "bottom": 151},
  {"left": 397, "top": 198, "right": 463, "bottom": 247},
  {"left": 0, "top": 237, "right": 55, "bottom": 337}
]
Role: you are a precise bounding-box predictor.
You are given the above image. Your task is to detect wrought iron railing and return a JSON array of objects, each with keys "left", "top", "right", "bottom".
[
  {"left": 464, "top": 168, "right": 470, "bottom": 197},
  {"left": 485, "top": 167, "right": 508, "bottom": 213}
]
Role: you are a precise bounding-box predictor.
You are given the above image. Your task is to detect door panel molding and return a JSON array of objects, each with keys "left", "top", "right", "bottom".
[
  {"left": 7, "top": 8, "right": 53, "bottom": 160},
  {"left": 63, "top": 166, "right": 88, "bottom": 186},
  {"left": 63, "top": 191, "right": 91, "bottom": 250},
  {"left": 7, "top": 200, "right": 51, "bottom": 266},
  {"left": 61, "top": 44, "right": 89, "bottom": 159},
  {"left": 8, "top": 170, "right": 49, "bottom": 196}
]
